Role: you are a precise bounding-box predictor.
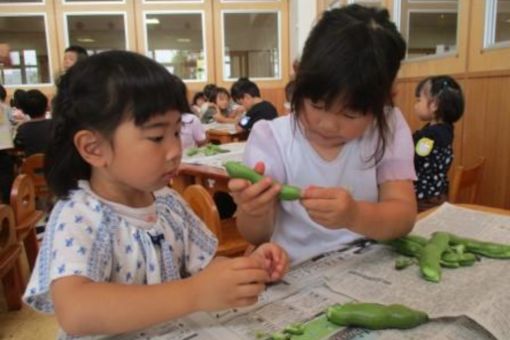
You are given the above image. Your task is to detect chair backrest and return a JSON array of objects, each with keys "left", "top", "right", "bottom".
[
  {"left": 20, "top": 153, "right": 48, "bottom": 197},
  {"left": 9, "top": 174, "right": 37, "bottom": 225},
  {"left": 449, "top": 157, "right": 486, "bottom": 204},
  {"left": 0, "top": 204, "right": 16, "bottom": 253},
  {"left": 182, "top": 184, "right": 222, "bottom": 240}
]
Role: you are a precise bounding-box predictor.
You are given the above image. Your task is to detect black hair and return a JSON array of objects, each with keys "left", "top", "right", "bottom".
[
  {"left": 0, "top": 84, "right": 6, "bottom": 102},
  {"left": 46, "top": 50, "right": 188, "bottom": 198},
  {"left": 230, "top": 78, "right": 261, "bottom": 101},
  {"left": 192, "top": 91, "right": 206, "bottom": 106},
  {"left": 10, "top": 89, "right": 26, "bottom": 108},
  {"left": 65, "top": 45, "right": 88, "bottom": 60},
  {"left": 415, "top": 75, "right": 464, "bottom": 124},
  {"left": 19, "top": 89, "right": 48, "bottom": 118},
  {"left": 203, "top": 84, "right": 218, "bottom": 102},
  {"left": 284, "top": 80, "right": 296, "bottom": 103},
  {"left": 213, "top": 87, "right": 230, "bottom": 103},
  {"left": 292, "top": 4, "right": 406, "bottom": 162}
]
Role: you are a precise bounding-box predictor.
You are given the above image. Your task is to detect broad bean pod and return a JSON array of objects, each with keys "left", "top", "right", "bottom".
[
  {"left": 419, "top": 232, "right": 451, "bottom": 282},
  {"left": 224, "top": 161, "right": 301, "bottom": 201},
  {"left": 326, "top": 303, "right": 429, "bottom": 330}
]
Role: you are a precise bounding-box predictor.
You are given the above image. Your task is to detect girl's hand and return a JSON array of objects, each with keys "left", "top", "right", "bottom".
[
  {"left": 301, "top": 186, "right": 359, "bottom": 229},
  {"left": 250, "top": 243, "right": 289, "bottom": 282},
  {"left": 192, "top": 257, "right": 269, "bottom": 311},
  {"left": 228, "top": 162, "right": 281, "bottom": 218}
]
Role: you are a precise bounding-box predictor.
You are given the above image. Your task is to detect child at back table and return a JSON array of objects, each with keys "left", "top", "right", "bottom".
[
  {"left": 23, "top": 50, "right": 288, "bottom": 338},
  {"left": 413, "top": 75, "right": 464, "bottom": 212},
  {"left": 229, "top": 4, "right": 417, "bottom": 265}
]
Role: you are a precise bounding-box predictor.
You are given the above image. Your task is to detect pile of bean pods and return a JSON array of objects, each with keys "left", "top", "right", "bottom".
[
  {"left": 185, "top": 143, "right": 229, "bottom": 157},
  {"left": 385, "top": 232, "right": 510, "bottom": 282}
]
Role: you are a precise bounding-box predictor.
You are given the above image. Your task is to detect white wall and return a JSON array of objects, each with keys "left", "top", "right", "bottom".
[{"left": 289, "top": 0, "right": 316, "bottom": 66}]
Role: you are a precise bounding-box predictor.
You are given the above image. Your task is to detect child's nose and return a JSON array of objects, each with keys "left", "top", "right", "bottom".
[{"left": 166, "top": 143, "right": 182, "bottom": 163}]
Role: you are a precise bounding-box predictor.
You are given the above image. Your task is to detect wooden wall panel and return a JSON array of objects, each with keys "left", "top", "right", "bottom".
[{"left": 260, "top": 87, "right": 286, "bottom": 116}]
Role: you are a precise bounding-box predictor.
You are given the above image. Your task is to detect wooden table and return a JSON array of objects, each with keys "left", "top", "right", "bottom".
[
  {"left": 206, "top": 128, "right": 247, "bottom": 144},
  {"left": 173, "top": 162, "right": 230, "bottom": 195}
]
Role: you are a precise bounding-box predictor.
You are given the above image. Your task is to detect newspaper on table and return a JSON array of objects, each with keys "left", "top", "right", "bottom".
[
  {"left": 110, "top": 203, "right": 509, "bottom": 339},
  {"left": 182, "top": 142, "right": 245, "bottom": 169}
]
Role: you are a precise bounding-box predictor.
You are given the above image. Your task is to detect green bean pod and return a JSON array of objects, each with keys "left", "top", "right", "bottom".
[
  {"left": 283, "top": 323, "right": 305, "bottom": 335},
  {"left": 224, "top": 161, "right": 301, "bottom": 201},
  {"left": 447, "top": 233, "right": 510, "bottom": 259},
  {"left": 326, "top": 303, "right": 429, "bottom": 330},
  {"left": 419, "top": 232, "right": 450, "bottom": 282}
]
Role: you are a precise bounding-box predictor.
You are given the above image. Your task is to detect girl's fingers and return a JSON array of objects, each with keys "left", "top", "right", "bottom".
[
  {"left": 234, "top": 297, "right": 259, "bottom": 308},
  {"left": 301, "top": 198, "right": 335, "bottom": 212}
]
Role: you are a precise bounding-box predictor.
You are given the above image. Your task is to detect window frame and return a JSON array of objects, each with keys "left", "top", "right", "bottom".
[
  {"left": 220, "top": 8, "right": 282, "bottom": 81},
  {"left": 405, "top": 8, "right": 459, "bottom": 60},
  {"left": 142, "top": 9, "right": 208, "bottom": 82},
  {"left": 0, "top": 12, "right": 54, "bottom": 87},
  {"left": 62, "top": 11, "right": 130, "bottom": 52},
  {"left": 483, "top": 0, "right": 510, "bottom": 50}
]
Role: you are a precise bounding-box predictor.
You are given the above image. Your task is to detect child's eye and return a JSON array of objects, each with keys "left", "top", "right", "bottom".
[
  {"left": 174, "top": 131, "right": 180, "bottom": 138},
  {"left": 148, "top": 136, "right": 164, "bottom": 143}
]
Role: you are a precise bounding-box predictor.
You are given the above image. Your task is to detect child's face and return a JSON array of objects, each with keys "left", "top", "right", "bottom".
[
  {"left": 236, "top": 94, "right": 254, "bottom": 111},
  {"left": 100, "top": 110, "right": 182, "bottom": 195},
  {"left": 195, "top": 97, "right": 205, "bottom": 107},
  {"left": 216, "top": 93, "right": 230, "bottom": 110},
  {"left": 300, "top": 98, "right": 374, "bottom": 148},
  {"left": 414, "top": 90, "right": 436, "bottom": 122},
  {"left": 63, "top": 51, "right": 79, "bottom": 71}
]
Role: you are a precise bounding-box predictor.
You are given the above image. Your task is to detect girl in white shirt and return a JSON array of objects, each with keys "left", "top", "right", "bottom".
[{"left": 228, "top": 5, "right": 417, "bottom": 265}]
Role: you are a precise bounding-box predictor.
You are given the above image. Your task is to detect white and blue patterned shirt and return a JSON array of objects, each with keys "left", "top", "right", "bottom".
[{"left": 23, "top": 181, "right": 217, "bottom": 316}]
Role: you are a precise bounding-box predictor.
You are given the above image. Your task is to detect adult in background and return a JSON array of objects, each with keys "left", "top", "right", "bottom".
[{"left": 63, "top": 45, "right": 88, "bottom": 72}]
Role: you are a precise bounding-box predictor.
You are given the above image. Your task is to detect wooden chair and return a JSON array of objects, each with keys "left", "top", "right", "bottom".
[
  {"left": 20, "top": 153, "right": 52, "bottom": 210},
  {"left": 10, "top": 174, "right": 43, "bottom": 270},
  {"left": 0, "top": 204, "right": 24, "bottom": 310},
  {"left": 183, "top": 184, "right": 249, "bottom": 257},
  {"left": 449, "top": 157, "right": 486, "bottom": 204}
]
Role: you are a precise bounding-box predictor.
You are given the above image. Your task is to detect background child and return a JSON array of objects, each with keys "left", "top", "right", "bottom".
[
  {"left": 230, "top": 77, "right": 278, "bottom": 133},
  {"left": 14, "top": 89, "right": 52, "bottom": 156},
  {"left": 176, "top": 80, "right": 207, "bottom": 150},
  {"left": 23, "top": 50, "right": 288, "bottom": 337},
  {"left": 191, "top": 91, "right": 206, "bottom": 116},
  {"left": 413, "top": 75, "right": 464, "bottom": 212},
  {"left": 211, "top": 87, "right": 243, "bottom": 124},
  {"left": 228, "top": 5, "right": 417, "bottom": 265}
]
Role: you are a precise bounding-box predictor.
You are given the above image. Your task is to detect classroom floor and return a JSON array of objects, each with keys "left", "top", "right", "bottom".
[{"left": 0, "top": 248, "right": 58, "bottom": 339}]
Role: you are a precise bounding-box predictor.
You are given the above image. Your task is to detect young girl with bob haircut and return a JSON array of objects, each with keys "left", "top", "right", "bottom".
[
  {"left": 413, "top": 75, "right": 464, "bottom": 212},
  {"left": 23, "top": 50, "right": 288, "bottom": 337},
  {"left": 229, "top": 5, "right": 417, "bottom": 265}
]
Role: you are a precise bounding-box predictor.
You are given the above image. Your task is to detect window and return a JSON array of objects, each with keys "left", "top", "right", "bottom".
[
  {"left": 222, "top": 11, "right": 280, "bottom": 80},
  {"left": 144, "top": 12, "right": 206, "bottom": 81},
  {"left": 347, "top": 0, "right": 382, "bottom": 7},
  {"left": 65, "top": 13, "right": 127, "bottom": 54},
  {"left": 395, "top": 0, "right": 459, "bottom": 59},
  {"left": 0, "top": 15, "right": 51, "bottom": 85},
  {"left": 485, "top": 0, "right": 510, "bottom": 48},
  {"left": 0, "top": 0, "right": 43, "bottom": 3}
]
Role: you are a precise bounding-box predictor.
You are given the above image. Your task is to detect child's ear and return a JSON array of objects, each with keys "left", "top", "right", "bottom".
[
  {"left": 430, "top": 98, "right": 439, "bottom": 113},
  {"left": 73, "top": 130, "right": 108, "bottom": 167}
]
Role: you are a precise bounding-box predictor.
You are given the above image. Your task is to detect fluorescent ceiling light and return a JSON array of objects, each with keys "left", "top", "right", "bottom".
[
  {"left": 77, "top": 37, "right": 95, "bottom": 43},
  {"left": 146, "top": 18, "right": 160, "bottom": 25},
  {"left": 177, "top": 38, "right": 191, "bottom": 43}
]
